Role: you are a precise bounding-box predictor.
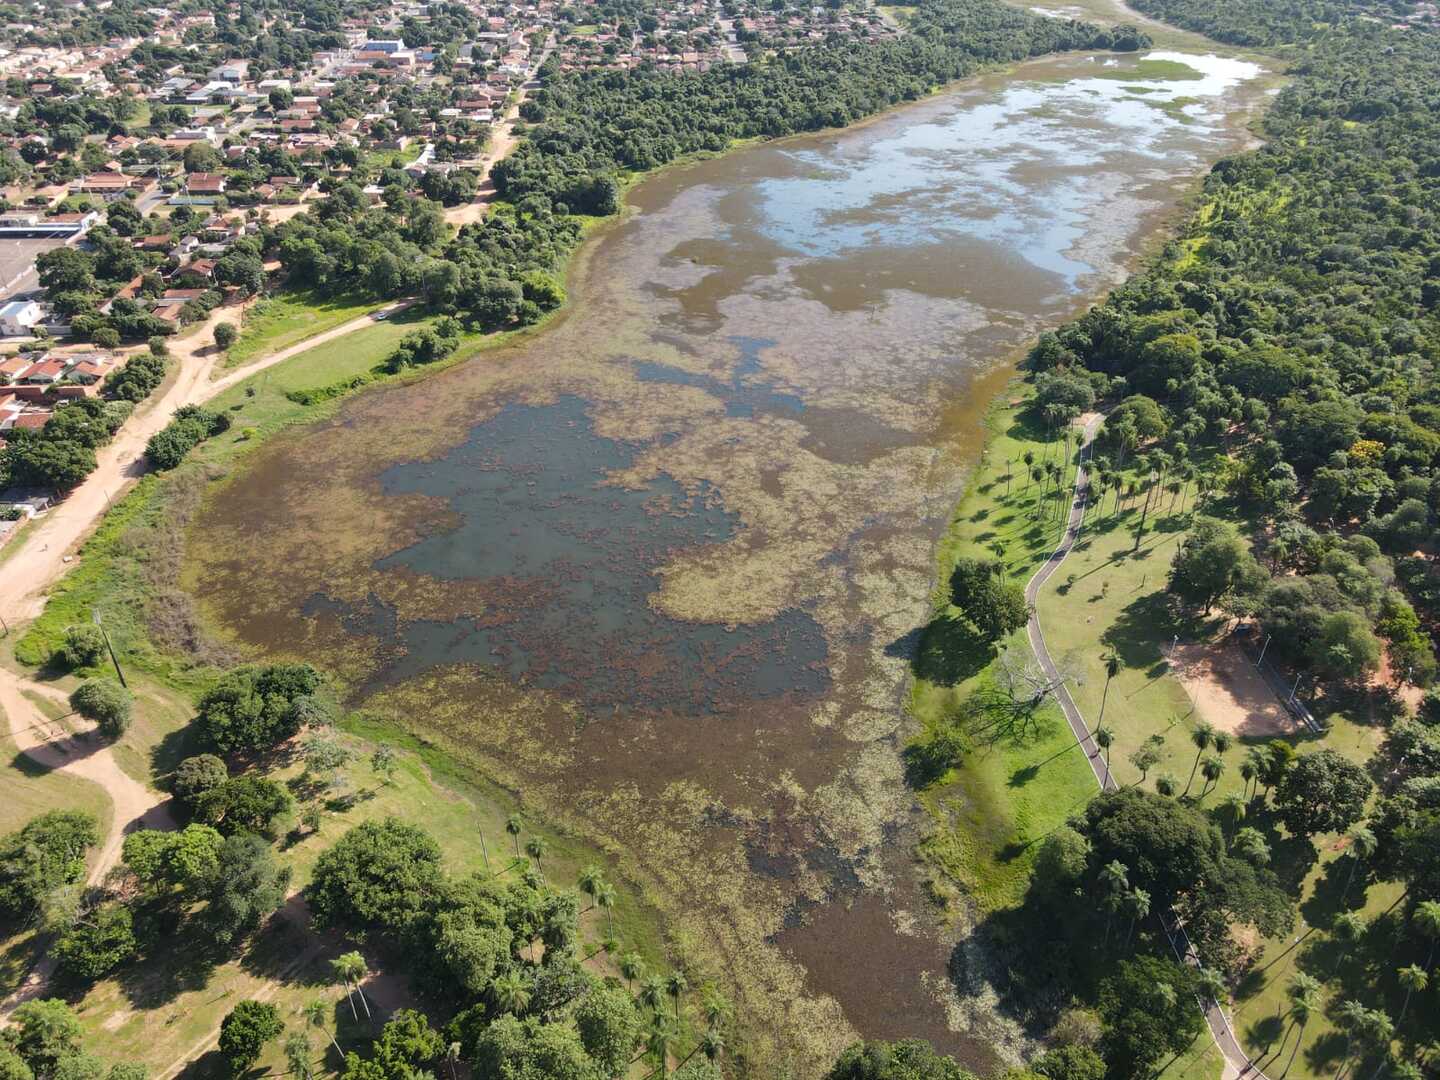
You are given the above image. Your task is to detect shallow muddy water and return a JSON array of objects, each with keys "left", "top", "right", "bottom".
[{"left": 188, "top": 49, "right": 1268, "bottom": 1071}]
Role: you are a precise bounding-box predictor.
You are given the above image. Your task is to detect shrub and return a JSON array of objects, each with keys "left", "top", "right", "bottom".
[
  {"left": 193, "top": 776, "right": 293, "bottom": 837},
  {"left": 218, "top": 1001, "right": 282, "bottom": 1075},
  {"left": 145, "top": 406, "right": 230, "bottom": 471},
  {"left": 69, "top": 678, "right": 133, "bottom": 738},
  {"left": 0, "top": 812, "right": 99, "bottom": 920},
  {"left": 58, "top": 624, "right": 106, "bottom": 669},
  {"left": 195, "top": 663, "right": 324, "bottom": 752}
]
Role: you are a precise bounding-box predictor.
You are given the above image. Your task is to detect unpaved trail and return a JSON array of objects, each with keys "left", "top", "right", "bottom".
[
  {"left": 0, "top": 675, "right": 175, "bottom": 1015},
  {"left": 444, "top": 43, "right": 553, "bottom": 228}
]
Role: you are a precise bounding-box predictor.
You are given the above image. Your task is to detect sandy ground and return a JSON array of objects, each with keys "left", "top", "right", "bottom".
[{"left": 1170, "top": 641, "right": 1301, "bottom": 738}]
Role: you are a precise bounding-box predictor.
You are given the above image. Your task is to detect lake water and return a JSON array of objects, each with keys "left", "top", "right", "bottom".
[{"left": 187, "top": 49, "right": 1267, "bottom": 1071}]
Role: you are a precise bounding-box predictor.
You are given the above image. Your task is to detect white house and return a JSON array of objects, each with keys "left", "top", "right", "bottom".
[{"left": 0, "top": 299, "right": 44, "bottom": 337}]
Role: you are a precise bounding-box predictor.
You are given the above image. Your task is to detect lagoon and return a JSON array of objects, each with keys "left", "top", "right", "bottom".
[{"left": 187, "top": 48, "right": 1267, "bottom": 1072}]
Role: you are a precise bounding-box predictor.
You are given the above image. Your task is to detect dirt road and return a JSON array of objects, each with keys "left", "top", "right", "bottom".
[
  {"left": 444, "top": 44, "right": 552, "bottom": 228},
  {"left": 0, "top": 676, "right": 175, "bottom": 1015}
]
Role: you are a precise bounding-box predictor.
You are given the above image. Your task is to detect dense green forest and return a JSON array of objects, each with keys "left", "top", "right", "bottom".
[{"left": 1035, "top": 8, "right": 1440, "bottom": 689}]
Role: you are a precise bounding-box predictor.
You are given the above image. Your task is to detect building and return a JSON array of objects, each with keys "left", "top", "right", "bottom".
[{"left": 0, "top": 299, "right": 43, "bottom": 337}]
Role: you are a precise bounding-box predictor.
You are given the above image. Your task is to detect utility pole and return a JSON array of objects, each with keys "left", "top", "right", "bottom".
[{"left": 92, "top": 612, "right": 127, "bottom": 688}]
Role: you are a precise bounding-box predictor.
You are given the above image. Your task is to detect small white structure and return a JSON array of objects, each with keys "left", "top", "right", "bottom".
[{"left": 0, "top": 299, "right": 43, "bottom": 337}]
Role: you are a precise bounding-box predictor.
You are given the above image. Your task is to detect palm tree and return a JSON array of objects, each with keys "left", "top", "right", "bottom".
[
  {"left": 1100, "top": 859, "right": 1128, "bottom": 945},
  {"left": 578, "top": 865, "right": 604, "bottom": 911},
  {"left": 1241, "top": 746, "right": 1269, "bottom": 801},
  {"left": 1195, "top": 967, "right": 1226, "bottom": 1004},
  {"left": 524, "top": 835, "right": 548, "bottom": 875},
  {"left": 1360, "top": 1010, "right": 1395, "bottom": 1080},
  {"left": 1233, "top": 826, "right": 1270, "bottom": 867},
  {"left": 1124, "top": 887, "right": 1150, "bottom": 948},
  {"left": 1280, "top": 985, "right": 1319, "bottom": 1078},
  {"left": 1397, "top": 964, "right": 1428, "bottom": 1022},
  {"left": 1333, "top": 912, "right": 1366, "bottom": 976},
  {"left": 644, "top": 1014, "right": 675, "bottom": 1076},
  {"left": 620, "top": 952, "right": 645, "bottom": 991},
  {"left": 1095, "top": 725, "right": 1114, "bottom": 776},
  {"left": 595, "top": 881, "right": 617, "bottom": 937},
  {"left": 1213, "top": 731, "right": 1233, "bottom": 757},
  {"left": 639, "top": 975, "right": 667, "bottom": 1015},
  {"left": 332, "top": 952, "right": 371, "bottom": 1020},
  {"left": 1155, "top": 772, "right": 1179, "bottom": 798},
  {"left": 1217, "top": 791, "right": 1246, "bottom": 838},
  {"left": 1022, "top": 450, "right": 1035, "bottom": 493},
  {"left": 1333, "top": 999, "right": 1370, "bottom": 1080},
  {"left": 700, "top": 1030, "right": 725, "bottom": 1062},
  {"left": 491, "top": 971, "right": 531, "bottom": 1015},
  {"left": 303, "top": 999, "right": 343, "bottom": 1060},
  {"left": 1184, "top": 720, "right": 1216, "bottom": 797},
  {"left": 1341, "top": 825, "right": 1377, "bottom": 903},
  {"left": 1414, "top": 900, "right": 1440, "bottom": 970},
  {"left": 506, "top": 813, "right": 523, "bottom": 858},
  {"left": 1199, "top": 754, "right": 1225, "bottom": 798},
  {"left": 1097, "top": 653, "right": 1121, "bottom": 730},
  {"left": 665, "top": 971, "right": 688, "bottom": 1019}
]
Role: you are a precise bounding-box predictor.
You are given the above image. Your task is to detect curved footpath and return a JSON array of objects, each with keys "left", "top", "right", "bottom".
[{"left": 1025, "top": 415, "right": 1265, "bottom": 1080}]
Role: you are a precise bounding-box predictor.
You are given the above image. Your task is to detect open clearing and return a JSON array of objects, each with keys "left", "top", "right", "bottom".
[{"left": 1169, "top": 640, "right": 1301, "bottom": 738}]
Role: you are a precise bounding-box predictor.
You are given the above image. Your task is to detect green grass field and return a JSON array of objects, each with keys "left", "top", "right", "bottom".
[
  {"left": 72, "top": 708, "right": 670, "bottom": 1077},
  {"left": 224, "top": 290, "right": 384, "bottom": 371}
]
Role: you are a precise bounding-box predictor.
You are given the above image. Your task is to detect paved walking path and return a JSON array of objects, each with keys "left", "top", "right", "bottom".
[{"left": 1025, "top": 414, "right": 1265, "bottom": 1080}]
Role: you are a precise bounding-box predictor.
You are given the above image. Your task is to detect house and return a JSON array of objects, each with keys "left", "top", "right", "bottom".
[
  {"left": 172, "top": 259, "right": 216, "bottom": 284},
  {"left": 153, "top": 287, "right": 207, "bottom": 306},
  {"left": 18, "top": 359, "right": 67, "bottom": 384},
  {"left": 72, "top": 171, "right": 140, "bottom": 194},
  {"left": 0, "top": 300, "right": 44, "bottom": 337},
  {"left": 66, "top": 355, "right": 113, "bottom": 384},
  {"left": 0, "top": 355, "right": 34, "bottom": 380},
  {"left": 186, "top": 173, "right": 226, "bottom": 196}
]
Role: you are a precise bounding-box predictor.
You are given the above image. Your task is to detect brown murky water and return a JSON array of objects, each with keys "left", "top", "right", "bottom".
[{"left": 187, "top": 50, "right": 1269, "bottom": 1073}]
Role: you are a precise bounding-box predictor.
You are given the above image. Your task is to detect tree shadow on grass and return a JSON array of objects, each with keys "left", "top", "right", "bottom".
[
  {"left": 909, "top": 615, "right": 993, "bottom": 687},
  {"left": 117, "top": 907, "right": 229, "bottom": 1010},
  {"left": 151, "top": 723, "right": 207, "bottom": 786},
  {"left": 1100, "top": 591, "right": 1179, "bottom": 670},
  {"left": 173, "top": 1049, "right": 226, "bottom": 1080}
]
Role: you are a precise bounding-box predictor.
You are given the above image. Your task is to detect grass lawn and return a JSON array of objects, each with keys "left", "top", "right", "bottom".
[
  {"left": 71, "top": 712, "right": 672, "bottom": 1078},
  {"left": 224, "top": 290, "right": 384, "bottom": 371}
]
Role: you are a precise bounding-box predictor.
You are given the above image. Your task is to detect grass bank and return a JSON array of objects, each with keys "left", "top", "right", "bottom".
[{"left": 223, "top": 289, "right": 382, "bottom": 371}]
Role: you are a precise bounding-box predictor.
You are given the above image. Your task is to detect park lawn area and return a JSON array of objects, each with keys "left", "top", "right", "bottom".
[
  {"left": 259, "top": 308, "right": 446, "bottom": 398},
  {"left": 224, "top": 289, "right": 382, "bottom": 371},
  {"left": 915, "top": 668, "right": 1097, "bottom": 913},
  {"left": 909, "top": 397, "right": 1099, "bottom": 914},
  {"left": 1224, "top": 855, "right": 1413, "bottom": 1080}
]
